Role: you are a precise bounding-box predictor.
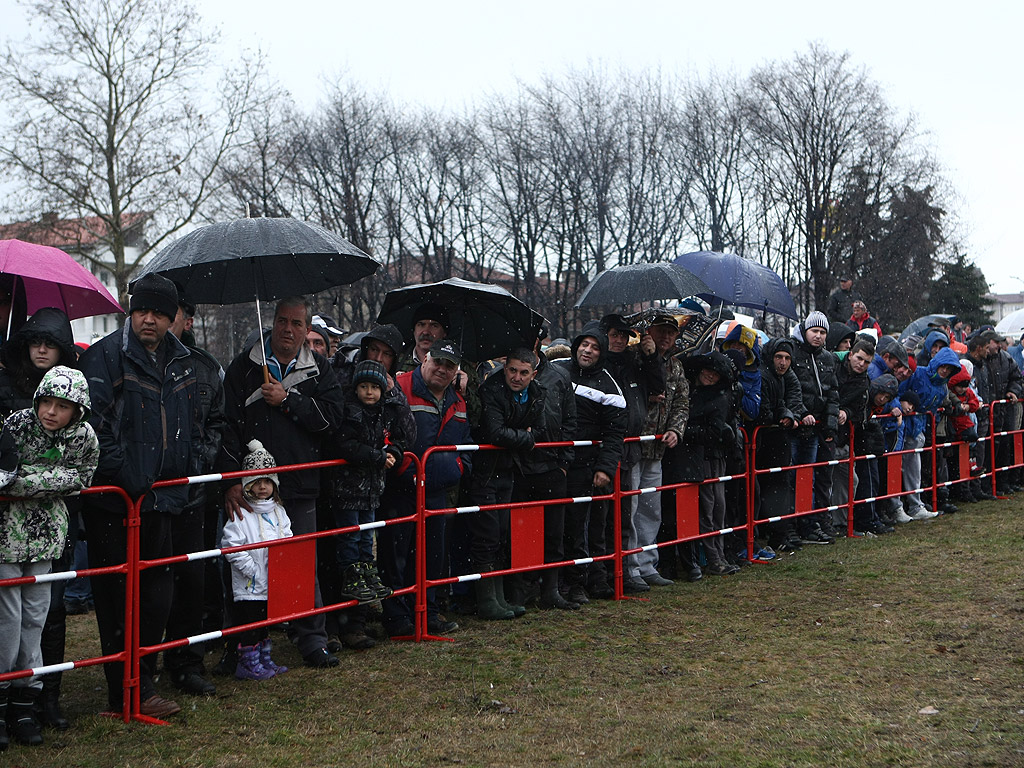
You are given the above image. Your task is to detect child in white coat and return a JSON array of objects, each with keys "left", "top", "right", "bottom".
[{"left": 220, "top": 440, "right": 292, "bottom": 681}]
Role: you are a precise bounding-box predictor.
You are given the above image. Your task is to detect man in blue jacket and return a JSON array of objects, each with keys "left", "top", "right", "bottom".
[
  {"left": 378, "top": 339, "right": 472, "bottom": 636},
  {"left": 80, "top": 273, "right": 202, "bottom": 718}
]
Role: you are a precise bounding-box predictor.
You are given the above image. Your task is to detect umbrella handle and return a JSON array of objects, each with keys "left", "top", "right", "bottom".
[{"left": 263, "top": 364, "right": 270, "bottom": 385}]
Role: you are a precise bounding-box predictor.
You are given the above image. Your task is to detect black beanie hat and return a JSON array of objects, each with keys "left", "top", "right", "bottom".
[
  {"left": 353, "top": 359, "right": 388, "bottom": 391},
  {"left": 412, "top": 302, "right": 450, "bottom": 330},
  {"left": 129, "top": 273, "right": 179, "bottom": 320}
]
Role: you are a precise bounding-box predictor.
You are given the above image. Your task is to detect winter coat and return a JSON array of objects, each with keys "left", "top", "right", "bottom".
[
  {"left": 327, "top": 391, "right": 406, "bottom": 511},
  {"left": 603, "top": 345, "right": 664, "bottom": 465},
  {"left": 676, "top": 351, "right": 737, "bottom": 480},
  {"left": 221, "top": 498, "right": 292, "bottom": 601},
  {"left": 182, "top": 343, "right": 226, "bottom": 515},
  {"left": 915, "top": 331, "right": 949, "bottom": 368},
  {"left": 641, "top": 353, "right": 689, "bottom": 462},
  {"left": 836, "top": 358, "right": 869, "bottom": 450},
  {"left": 826, "top": 287, "right": 863, "bottom": 324},
  {"left": 0, "top": 307, "right": 80, "bottom": 420},
  {"left": 80, "top": 320, "right": 202, "bottom": 511},
  {"left": 471, "top": 372, "right": 544, "bottom": 485},
  {"left": 862, "top": 374, "right": 902, "bottom": 455},
  {"left": 552, "top": 322, "right": 627, "bottom": 478},
  {"left": 948, "top": 367, "right": 981, "bottom": 437},
  {"left": 395, "top": 366, "right": 472, "bottom": 492},
  {"left": 0, "top": 366, "right": 99, "bottom": 562},
  {"left": 906, "top": 346, "right": 961, "bottom": 415},
  {"left": 756, "top": 339, "right": 806, "bottom": 468},
  {"left": 848, "top": 313, "right": 882, "bottom": 336},
  {"left": 826, "top": 322, "right": 857, "bottom": 353},
  {"left": 979, "top": 349, "right": 1024, "bottom": 430},
  {"left": 219, "top": 340, "right": 344, "bottom": 501},
  {"left": 790, "top": 322, "right": 840, "bottom": 439},
  {"left": 520, "top": 353, "right": 576, "bottom": 475}
]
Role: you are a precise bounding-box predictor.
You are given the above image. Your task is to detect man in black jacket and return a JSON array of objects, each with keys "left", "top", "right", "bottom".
[
  {"left": 553, "top": 322, "right": 627, "bottom": 604},
  {"left": 218, "top": 296, "right": 345, "bottom": 669},
  {"left": 80, "top": 273, "right": 202, "bottom": 718},
  {"left": 789, "top": 311, "right": 841, "bottom": 544}
]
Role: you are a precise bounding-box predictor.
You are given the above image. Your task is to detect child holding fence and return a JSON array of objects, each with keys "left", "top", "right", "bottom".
[
  {"left": 0, "top": 366, "right": 98, "bottom": 748},
  {"left": 220, "top": 440, "right": 292, "bottom": 681}
]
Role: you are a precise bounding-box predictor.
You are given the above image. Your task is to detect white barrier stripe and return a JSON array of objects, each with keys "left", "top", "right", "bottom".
[
  {"left": 865, "top": 497, "right": 878, "bottom": 503},
  {"left": 769, "top": 467, "right": 783, "bottom": 474},
  {"left": 573, "top": 557, "right": 594, "bottom": 566},
  {"left": 941, "top": 481, "right": 953, "bottom": 487},
  {"left": 826, "top": 505, "right": 841, "bottom": 512},
  {"left": 938, "top": 442, "right": 954, "bottom": 448},
  {"left": 572, "top": 440, "right": 597, "bottom": 447},
  {"left": 637, "top": 435, "right": 657, "bottom": 442},
  {"left": 358, "top": 521, "right": 386, "bottom": 532},
  {"left": 35, "top": 570, "right": 75, "bottom": 583},
  {"left": 717, "top": 527, "right": 735, "bottom": 535},
  {"left": 571, "top": 496, "right": 593, "bottom": 504},
  {"left": 714, "top": 475, "right": 734, "bottom": 482},
  {"left": 456, "top": 574, "right": 482, "bottom": 583},
  {"left": 453, "top": 444, "right": 479, "bottom": 452},
  {"left": 863, "top": 454, "right": 878, "bottom": 460},
  {"left": 187, "top": 472, "right": 223, "bottom": 485},
  {"left": 638, "top": 487, "right": 659, "bottom": 495},
  {"left": 31, "top": 661, "right": 75, "bottom": 676},
  {"left": 454, "top": 506, "right": 480, "bottom": 514},
  {"left": 187, "top": 630, "right": 223, "bottom": 646},
  {"left": 640, "top": 544, "right": 659, "bottom": 552},
  {"left": 186, "top": 548, "right": 222, "bottom": 562},
  {"left": 827, "top": 460, "right": 841, "bottom": 467},
  {"left": 767, "top": 516, "right": 782, "bottom": 523}
]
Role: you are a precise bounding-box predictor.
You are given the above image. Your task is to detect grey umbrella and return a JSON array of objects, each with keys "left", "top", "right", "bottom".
[{"left": 574, "top": 262, "right": 710, "bottom": 308}]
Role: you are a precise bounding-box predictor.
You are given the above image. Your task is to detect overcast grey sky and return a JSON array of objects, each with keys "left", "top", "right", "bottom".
[{"left": 5, "top": 0, "right": 1022, "bottom": 292}]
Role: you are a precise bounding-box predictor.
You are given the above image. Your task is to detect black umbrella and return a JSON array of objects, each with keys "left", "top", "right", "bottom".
[
  {"left": 672, "top": 251, "right": 798, "bottom": 320},
  {"left": 574, "top": 262, "right": 710, "bottom": 308},
  {"left": 133, "top": 217, "right": 378, "bottom": 304},
  {"left": 376, "top": 277, "right": 545, "bottom": 361},
  {"left": 133, "top": 217, "right": 379, "bottom": 379}
]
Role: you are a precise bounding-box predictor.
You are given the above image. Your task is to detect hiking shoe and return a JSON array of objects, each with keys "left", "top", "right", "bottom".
[
  {"left": 641, "top": 572, "right": 674, "bottom": 587},
  {"left": 139, "top": 695, "right": 181, "bottom": 719},
  {"left": 340, "top": 629, "right": 377, "bottom": 650},
  {"left": 909, "top": 506, "right": 939, "bottom": 520},
  {"left": 170, "top": 670, "right": 216, "bottom": 696},
  {"left": 893, "top": 509, "right": 914, "bottom": 524},
  {"left": 705, "top": 562, "right": 739, "bottom": 576},
  {"left": 427, "top": 618, "right": 459, "bottom": 634},
  {"left": 939, "top": 501, "right": 958, "bottom": 514}
]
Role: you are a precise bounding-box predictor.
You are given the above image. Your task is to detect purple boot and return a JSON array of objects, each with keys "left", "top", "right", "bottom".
[
  {"left": 259, "top": 637, "right": 288, "bottom": 675},
  {"left": 235, "top": 644, "right": 275, "bottom": 681}
]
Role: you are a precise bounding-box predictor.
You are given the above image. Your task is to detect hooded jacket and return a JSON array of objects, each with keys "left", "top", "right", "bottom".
[
  {"left": 0, "top": 307, "right": 79, "bottom": 419},
  {"left": 863, "top": 373, "right": 902, "bottom": 455},
  {"left": 825, "top": 322, "right": 856, "bottom": 353},
  {"left": 790, "top": 322, "right": 840, "bottom": 439},
  {"left": 81, "top": 319, "right": 202, "bottom": 510},
  {"left": 677, "top": 351, "right": 736, "bottom": 477},
  {"left": 0, "top": 366, "right": 99, "bottom": 562},
  {"left": 722, "top": 324, "right": 762, "bottom": 422},
  {"left": 947, "top": 367, "right": 980, "bottom": 437},
  {"left": 906, "top": 346, "right": 961, "bottom": 415},
  {"left": 552, "top": 322, "right": 627, "bottom": 478},
  {"left": 221, "top": 498, "right": 292, "bottom": 601},
  {"left": 915, "top": 330, "right": 950, "bottom": 367},
  {"left": 755, "top": 338, "right": 806, "bottom": 468},
  {"left": 836, "top": 354, "right": 870, "bottom": 448}
]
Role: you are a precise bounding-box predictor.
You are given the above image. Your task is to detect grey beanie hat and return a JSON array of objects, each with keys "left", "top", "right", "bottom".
[
  {"left": 242, "top": 439, "right": 279, "bottom": 492},
  {"left": 804, "top": 311, "right": 830, "bottom": 332}
]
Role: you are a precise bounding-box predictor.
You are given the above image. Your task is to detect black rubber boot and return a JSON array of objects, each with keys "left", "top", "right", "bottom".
[
  {"left": 36, "top": 678, "right": 69, "bottom": 731},
  {"left": 0, "top": 696, "right": 8, "bottom": 751},
  {"left": 538, "top": 570, "right": 579, "bottom": 610}
]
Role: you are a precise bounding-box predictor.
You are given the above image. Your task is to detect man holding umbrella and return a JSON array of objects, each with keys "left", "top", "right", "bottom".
[{"left": 218, "top": 296, "right": 345, "bottom": 669}]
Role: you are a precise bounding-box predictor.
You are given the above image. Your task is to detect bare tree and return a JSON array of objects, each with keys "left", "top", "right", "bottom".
[{"left": 0, "top": 0, "right": 264, "bottom": 302}]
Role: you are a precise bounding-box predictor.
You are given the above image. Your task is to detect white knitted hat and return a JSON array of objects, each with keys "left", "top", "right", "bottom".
[{"left": 242, "top": 439, "right": 279, "bottom": 494}]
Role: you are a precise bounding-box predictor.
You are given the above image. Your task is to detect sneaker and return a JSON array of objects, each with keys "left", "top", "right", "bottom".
[
  {"left": 798, "top": 530, "right": 832, "bottom": 545},
  {"left": 170, "top": 670, "right": 216, "bottom": 696},
  {"left": 686, "top": 567, "right": 704, "bottom": 582},
  {"left": 360, "top": 562, "right": 393, "bottom": 600},
  {"left": 339, "top": 565, "right": 377, "bottom": 604},
  {"left": 705, "top": 562, "right": 740, "bottom": 576},
  {"left": 853, "top": 529, "right": 878, "bottom": 539},
  {"left": 939, "top": 501, "right": 958, "bottom": 515},
  {"left": 910, "top": 506, "right": 939, "bottom": 520},
  {"left": 641, "top": 572, "right": 674, "bottom": 587},
  {"left": 893, "top": 509, "right": 914, "bottom": 524},
  {"left": 622, "top": 576, "right": 651, "bottom": 594},
  {"left": 754, "top": 547, "right": 777, "bottom": 560},
  {"left": 866, "top": 521, "right": 894, "bottom": 535}
]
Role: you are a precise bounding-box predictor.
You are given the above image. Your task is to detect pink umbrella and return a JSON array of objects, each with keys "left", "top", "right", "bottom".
[{"left": 0, "top": 239, "right": 124, "bottom": 326}]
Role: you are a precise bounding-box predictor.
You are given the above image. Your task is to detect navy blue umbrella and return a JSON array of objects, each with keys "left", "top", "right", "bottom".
[{"left": 672, "top": 251, "right": 797, "bottom": 320}]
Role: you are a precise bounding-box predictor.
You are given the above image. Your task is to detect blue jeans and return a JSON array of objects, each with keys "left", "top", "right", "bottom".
[{"left": 333, "top": 507, "right": 375, "bottom": 569}]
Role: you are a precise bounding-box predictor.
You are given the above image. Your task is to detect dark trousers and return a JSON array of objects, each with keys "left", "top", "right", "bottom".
[
  {"left": 563, "top": 465, "right": 604, "bottom": 587},
  {"left": 233, "top": 600, "right": 269, "bottom": 647},
  {"left": 84, "top": 501, "right": 173, "bottom": 709},
  {"left": 467, "top": 471, "right": 513, "bottom": 568},
  {"left": 164, "top": 508, "right": 207, "bottom": 674},
  {"left": 281, "top": 497, "right": 328, "bottom": 656},
  {"left": 377, "top": 486, "right": 449, "bottom": 631}
]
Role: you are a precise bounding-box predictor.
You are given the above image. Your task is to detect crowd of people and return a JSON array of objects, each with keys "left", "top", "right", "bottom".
[{"left": 1, "top": 271, "right": 1023, "bottom": 748}]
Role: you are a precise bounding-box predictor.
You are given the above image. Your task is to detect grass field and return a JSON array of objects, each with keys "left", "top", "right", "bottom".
[{"left": 8, "top": 499, "right": 1024, "bottom": 767}]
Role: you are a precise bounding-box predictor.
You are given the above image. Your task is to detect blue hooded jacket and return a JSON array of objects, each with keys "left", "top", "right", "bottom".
[{"left": 903, "top": 346, "right": 961, "bottom": 415}]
